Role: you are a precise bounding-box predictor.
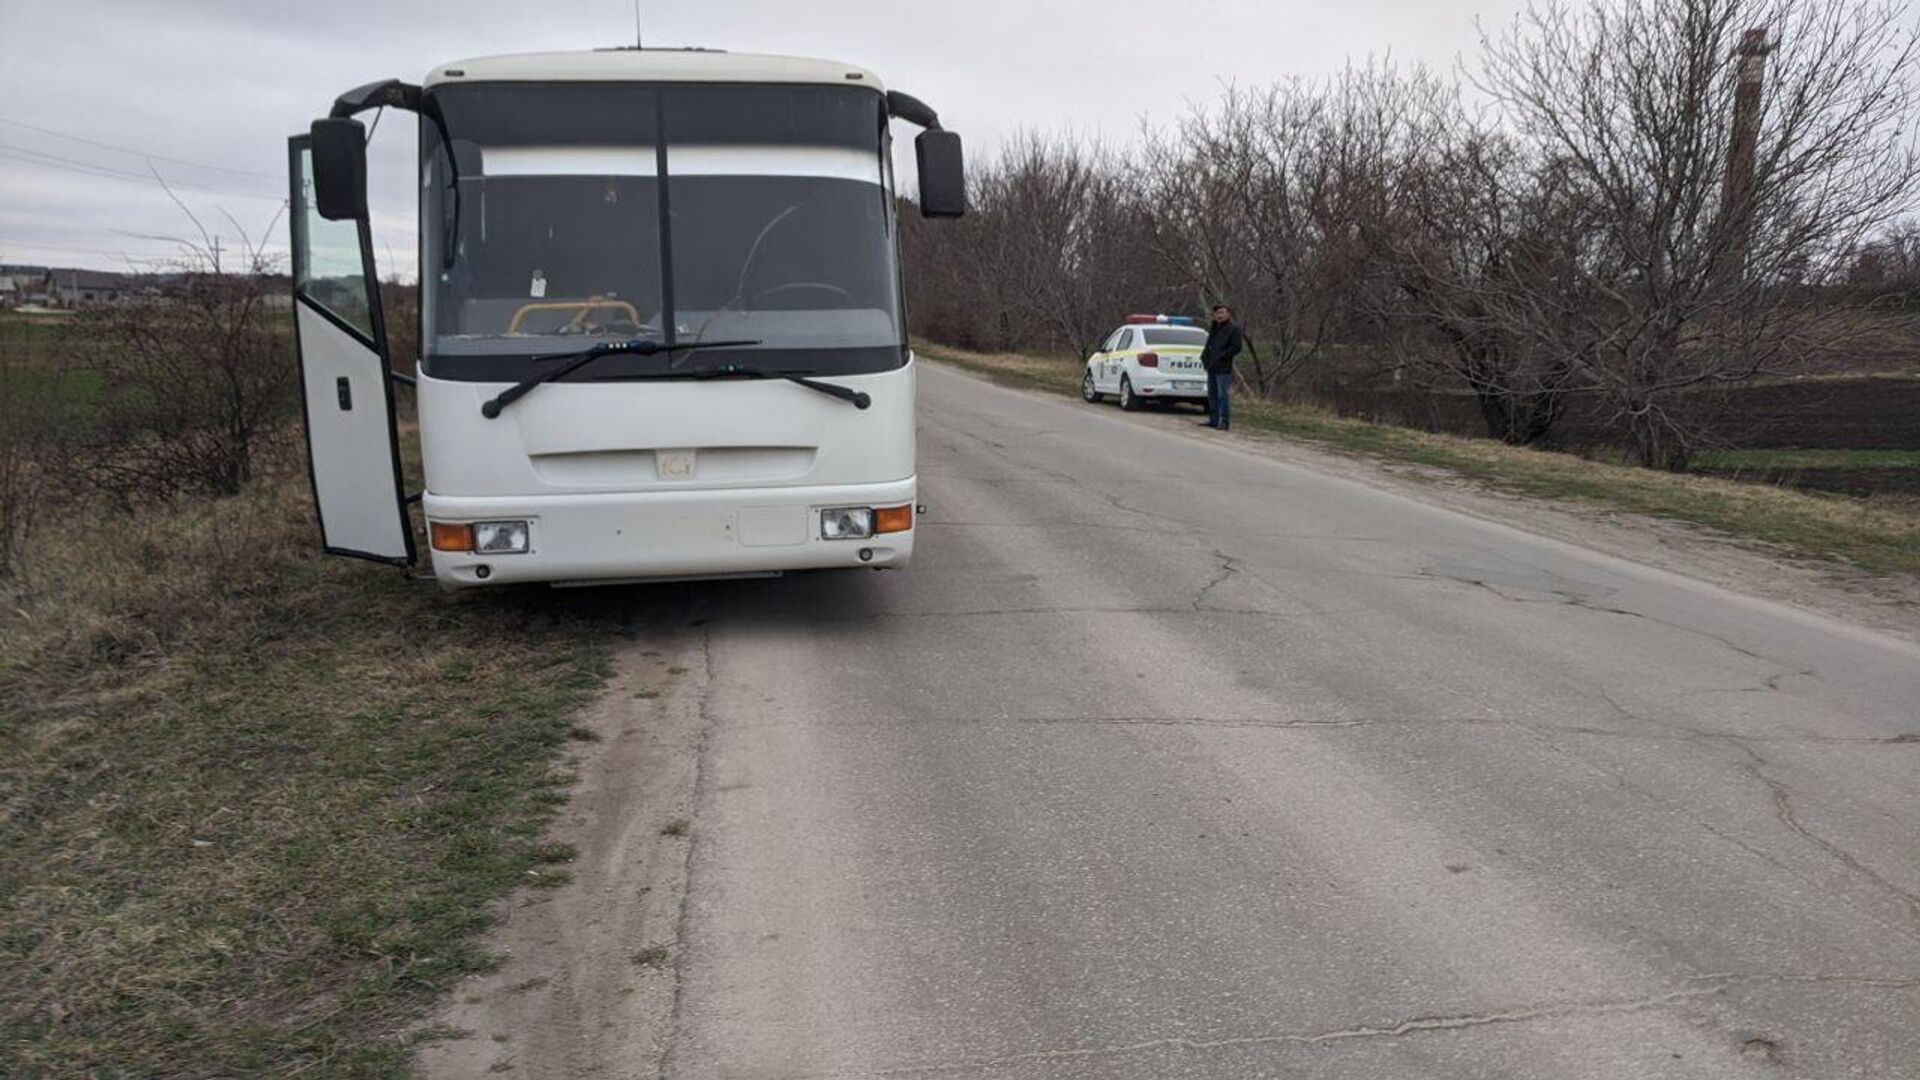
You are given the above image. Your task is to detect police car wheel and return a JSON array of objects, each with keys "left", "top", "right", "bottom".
[
  {"left": 1082, "top": 370, "right": 1103, "bottom": 403},
  {"left": 1119, "top": 376, "right": 1141, "bottom": 411}
]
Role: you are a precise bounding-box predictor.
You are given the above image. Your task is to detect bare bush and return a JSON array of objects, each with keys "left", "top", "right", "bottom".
[
  {"left": 382, "top": 278, "right": 422, "bottom": 376},
  {"left": 69, "top": 233, "right": 297, "bottom": 503},
  {"left": 0, "top": 316, "right": 62, "bottom": 575}
]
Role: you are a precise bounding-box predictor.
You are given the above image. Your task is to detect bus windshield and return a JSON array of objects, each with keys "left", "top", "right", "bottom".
[{"left": 421, "top": 83, "right": 903, "bottom": 380}]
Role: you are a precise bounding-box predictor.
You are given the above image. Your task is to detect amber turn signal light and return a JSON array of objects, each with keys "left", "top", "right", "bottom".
[
  {"left": 873, "top": 504, "right": 914, "bottom": 534},
  {"left": 430, "top": 521, "right": 475, "bottom": 552}
]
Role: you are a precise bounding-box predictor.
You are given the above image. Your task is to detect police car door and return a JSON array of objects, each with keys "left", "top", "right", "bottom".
[
  {"left": 1090, "top": 328, "right": 1120, "bottom": 392},
  {"left": 1105, "top": 328, "right": 1133, "bottom": 390}
]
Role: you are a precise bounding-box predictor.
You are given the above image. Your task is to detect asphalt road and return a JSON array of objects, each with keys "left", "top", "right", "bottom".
[{"left": 664, "top": 362, "right": 1920, "bottom": 1079}]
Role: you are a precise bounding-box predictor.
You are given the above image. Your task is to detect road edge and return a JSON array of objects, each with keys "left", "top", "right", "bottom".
[
  {"left": 413, "top": 627, "right": 713, "bottom": 1078},
  {"left": 919, "top": 355, "right": 1920, "bottom": 644}
]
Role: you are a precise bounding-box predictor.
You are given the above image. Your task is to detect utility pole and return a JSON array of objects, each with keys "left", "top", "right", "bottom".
[{"left": 1718, "top": 27, "right": 1771, "bottom": 281}]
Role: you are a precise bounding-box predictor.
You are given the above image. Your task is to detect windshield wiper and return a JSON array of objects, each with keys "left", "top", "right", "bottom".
[
  {"left": 690, "top": 362, "right": 871, "bottom": 409},
  {"left": 479, "top": 338, "right": 761, "bottom": 418}
]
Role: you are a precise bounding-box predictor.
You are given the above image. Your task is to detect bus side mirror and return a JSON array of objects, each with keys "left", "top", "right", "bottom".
[
  {"left": 915, "top": 129, "right": 966, "bottom": 219},
  {"left": 310, "top": 118, "right": 369, "bottom": 221}
]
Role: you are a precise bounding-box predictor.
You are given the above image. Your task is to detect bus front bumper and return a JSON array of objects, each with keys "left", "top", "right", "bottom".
[{"left": 422, "top": 478, "right": 916, "bottom": 589}]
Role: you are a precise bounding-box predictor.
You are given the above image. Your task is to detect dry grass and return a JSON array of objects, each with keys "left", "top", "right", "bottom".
[
  {"left": 917, "top": 341, "right": 1920, "bottom": 577},
  {"left": 0, "top": 458, "right": 615, "bottom": 1076}
]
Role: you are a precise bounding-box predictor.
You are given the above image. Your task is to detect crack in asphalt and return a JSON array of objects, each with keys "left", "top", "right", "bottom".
[
  {"left": 883, "top": 713, "right": 1920, "bottom": 747},
  {"left": 1598, "top": 690, "right": 1920, "bottom": 930},
  {"left": 1192, "top": 549, "right": 1240, "bottom": 610},
  {"left": 1740, "top": 760, "right": 1920, "bottom": 929},
  {"left": 1685, "top": 970, "right": 1920, "bottom": 990},
  {"left": 922, "top": 519, "right": 1189, "bottom": 536},
  {"left": 1595, "top": 691, "right": 1915, "bottom": 748},
  {"left": 1416, "top": 569, "right": 1809, "bottom": 676},
  {"left": 785, "top": 605, "right": 1339, "bottom": 622},
  {"left": 942, "top": 423, "right": 1207, "bottom": 537},
  {"left": 791, "top": 971, "right": 1920, "bottom": 1077},
  {"left": 1507, "top": 719, "right": 1920, "bottom": 947},
  {"left": 914, "top": 714, "right": 1453, "bottom": 731}
]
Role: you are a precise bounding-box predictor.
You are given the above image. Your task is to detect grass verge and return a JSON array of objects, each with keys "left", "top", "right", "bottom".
[
  {"left": 916, "top": 341, "right": 1920, "bottom": 577},
  {"left": 1691, "top": 448, "right": 1920, "bottom": 470},
  {"left": 1, "top": 467, "right": 616, "bottom": 1076}
]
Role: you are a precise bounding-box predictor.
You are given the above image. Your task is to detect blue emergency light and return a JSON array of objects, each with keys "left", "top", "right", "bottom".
[{"left": 1124, "top": 314, "right": 1197, "bottom": 325}]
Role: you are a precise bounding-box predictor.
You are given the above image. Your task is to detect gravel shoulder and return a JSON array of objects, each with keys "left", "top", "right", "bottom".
[{"left": 415, "top": 629, "right": 710, "bottom": 1079}]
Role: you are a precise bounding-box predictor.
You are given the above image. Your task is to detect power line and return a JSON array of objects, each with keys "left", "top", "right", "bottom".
[
  {"left": 0, "top": 144, "right": 286, "bottom": 202},
  {"left": 0, "top": 239, "right": 185, "bottom": 263},
  {"left": 0, "top": 140, "right": 282, "bottom": 195},
  {"left": 0, "top": 115, "right": 279, "bottom": 179}
]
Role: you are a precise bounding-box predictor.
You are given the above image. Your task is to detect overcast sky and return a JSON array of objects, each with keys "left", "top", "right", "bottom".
[{"left": 0, "top": 0, "right": 1522, "bottom": 277}]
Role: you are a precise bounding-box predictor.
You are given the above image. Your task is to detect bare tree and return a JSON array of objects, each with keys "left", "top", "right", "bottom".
[
  {"left": 1369, "top": 86, "right": 1598, "bottom": 444},
  {"left": 900, "top": 0, "right": 1920, "bottom": 468},
  {"left": 905, "top": 133, "right": 1171, "bottom": 356},
  {"left": 1475, "top": 0, "right": 1920, "bottom": 467},
  {"left": 1141, "top": 81, "right": 1353, "bottom": 393}
]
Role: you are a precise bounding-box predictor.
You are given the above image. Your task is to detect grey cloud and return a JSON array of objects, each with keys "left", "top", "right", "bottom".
[{"left": 1, "top": 0, "right": 1516, "bottom": 273}]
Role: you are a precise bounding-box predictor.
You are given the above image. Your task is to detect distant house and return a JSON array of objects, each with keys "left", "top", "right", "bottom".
[
  {"left": 47, "top": 269, "right": 134, "bottom": 307},
  {"left": 0, "top": 265, "right": 51, "bottom": 306},
  {"left": 0, "top": 277, "right": 16, "bottom": 308}
]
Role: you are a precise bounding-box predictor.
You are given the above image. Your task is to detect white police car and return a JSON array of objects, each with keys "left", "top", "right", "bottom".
[{"left": 1081, "top": 315, "right": 1209, "bottom": 410}]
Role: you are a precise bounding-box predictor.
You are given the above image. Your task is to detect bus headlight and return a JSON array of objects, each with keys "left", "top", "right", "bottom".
[
  {"left": 473, "top": 520, "right": 531, "bottom": 554},
  {"left": 820, "top": 507, "right": 874, "bottom": 540}
]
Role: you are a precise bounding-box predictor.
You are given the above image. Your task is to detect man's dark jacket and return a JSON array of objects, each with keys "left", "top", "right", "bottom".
[{"left": 1201, "top": 319, "right": 1244, "bottom": 374}]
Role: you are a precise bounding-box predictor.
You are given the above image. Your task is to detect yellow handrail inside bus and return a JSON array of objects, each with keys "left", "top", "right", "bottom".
[{"left": 506, "top": 298, "right": 642, "bottom": 335}]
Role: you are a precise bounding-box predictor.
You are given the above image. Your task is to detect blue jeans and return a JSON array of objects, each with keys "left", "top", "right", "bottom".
[{"left": 1207, "top": 371, "right": 1232, "bottom": 428}]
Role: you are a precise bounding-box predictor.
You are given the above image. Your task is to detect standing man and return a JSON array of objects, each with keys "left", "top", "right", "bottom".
[{"left": 1201, "top": 303, "right": 1243, "bottom": 431}]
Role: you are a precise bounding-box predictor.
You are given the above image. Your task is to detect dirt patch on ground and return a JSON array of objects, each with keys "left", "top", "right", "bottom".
[{"left": 415, "top": 629, "right": 710, "bottom": 1079}]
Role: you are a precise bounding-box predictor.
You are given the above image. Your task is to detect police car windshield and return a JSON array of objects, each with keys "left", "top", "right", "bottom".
[
  {"left": 1142, "top": 327, "right": 1207, "bottom": 346},
  {"left": 420, "top": 83, "right": 903, "bottom": 380}
]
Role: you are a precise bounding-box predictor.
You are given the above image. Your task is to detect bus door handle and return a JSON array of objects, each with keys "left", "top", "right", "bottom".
[{"left": 337, "top": 376, "right": 353, "bottom": 411}]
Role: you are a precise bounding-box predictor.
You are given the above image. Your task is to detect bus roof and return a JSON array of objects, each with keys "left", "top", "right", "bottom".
[{"left": 422, "top": 49, "right": 886, "bottom": 93}]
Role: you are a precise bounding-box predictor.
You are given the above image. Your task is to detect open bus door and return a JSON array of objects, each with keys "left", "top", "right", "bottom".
[{"left": 286, "top": 131, "right": 414, "bottom": 565}]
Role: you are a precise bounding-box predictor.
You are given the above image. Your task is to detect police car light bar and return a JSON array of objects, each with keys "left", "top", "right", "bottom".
[{"left": 1124, "top": 314, "right": 1197, "bottom": 325}]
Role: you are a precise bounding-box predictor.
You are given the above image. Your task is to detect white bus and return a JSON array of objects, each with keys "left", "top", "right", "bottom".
[{"left": 288, "top": 48, "right": 964, "bottom": 588}]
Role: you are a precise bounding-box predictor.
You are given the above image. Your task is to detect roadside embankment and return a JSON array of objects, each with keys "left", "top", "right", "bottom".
[{"left": 1, "top": 467, "right": 616, "bottom": 1076}]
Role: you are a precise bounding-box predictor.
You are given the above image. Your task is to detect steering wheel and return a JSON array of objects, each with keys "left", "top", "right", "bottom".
[
  {"left": 751, "top": 282, "right": 853, "bottom": 303},
  {"left": 559, "top": 316, "right": 644, "bottom": 337}
]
